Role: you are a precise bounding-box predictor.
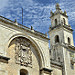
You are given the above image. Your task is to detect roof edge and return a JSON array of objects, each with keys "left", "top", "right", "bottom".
[{"left": 0, "top": 15, "right": 49, "bottom": 40}]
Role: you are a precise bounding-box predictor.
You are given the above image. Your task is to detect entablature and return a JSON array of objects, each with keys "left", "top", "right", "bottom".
[{"left": 0, "top": 16, "right": 49, "bottom": 40}]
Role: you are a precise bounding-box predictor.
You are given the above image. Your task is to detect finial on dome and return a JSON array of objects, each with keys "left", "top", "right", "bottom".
[
  {"left": 45, "top": 32, "right": 48, "bottom": 37},
  {"left": 31, "top": 26, "right": 34, "bottom": 32},
  {"left": 14, "top": 19, "right": 17, "bottom": 23},
  {"left": 31, "top": 26, "right": 33, "bottom": 30},
  {"left": 50, "top": 10, "right": 54, "bottom": 16},
  {"left": 14, "top": 19, "right": 18, "bottom": 25},
  {"left": 64, "top": 10, "right": 67, "bottom": 15},
  {"left": 50, "top": 10, "right": 53, "bottom": 14},
  {"left": 56, "top": 3, "right": 61, "bottom": 10}
]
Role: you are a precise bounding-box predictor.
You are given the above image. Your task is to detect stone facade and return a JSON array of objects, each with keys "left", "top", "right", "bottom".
[
  {"left": 0, "top": 3, "right": 75, "bottom": 75},
  {"left": 0, "top": 15, "right": 51, "bottom": 75},
  {"left": 49, "top": 3, "right": 75, "bottom": 75}
]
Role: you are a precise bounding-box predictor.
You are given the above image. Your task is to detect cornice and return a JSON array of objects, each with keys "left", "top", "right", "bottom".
[
  {"left": 0, "top": 16, "right": 49, "bottom": 40},
  {"left": 0, "top": 55, "right": 10, "bottom": 63},
  {"left": 50, "top": 12, "right": 68, "bottom": 18},
  {"left": 49, "top": 24, "right": 73, "bottom": 32},
  {"left": 50, "top": 59, "right": 63, "bottom": 67}
]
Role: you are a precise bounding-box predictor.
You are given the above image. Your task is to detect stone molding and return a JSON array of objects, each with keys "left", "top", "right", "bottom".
[
  {"left": 0, "top": 16, "right": 49, "bottom": 40},
  {"left": 40, "top": 68, "right": 52, "bottom": 74},
  {"left": 49, "top": 24, "right": 73, "bottom": 32},
  {"left": 50, "top": 59, "right": 63, "bottom": 67},
  {"left": 0, "top": 55, "right": 10, "bottom": 63}
]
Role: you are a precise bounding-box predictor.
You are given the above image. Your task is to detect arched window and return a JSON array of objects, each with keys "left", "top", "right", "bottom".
[
  {"left": 68, "top": 37, "right": 70, "bottom": 45},
  {"left": 55, "top": 19, "right": 57, "bottom": 26},
  {"left": 20, "top": 69, "right": 28, "bottom": 75},
  {"left": 63, "top": 18, "right": 66, "bottom": 25},
  {"left": 55, "top": 35, "right": 59, "bottom": 43}
]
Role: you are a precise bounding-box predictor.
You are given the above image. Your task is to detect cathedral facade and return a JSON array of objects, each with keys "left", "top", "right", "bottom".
[{"left": 0, "top": 3, "right": 75, "bottom": 75}]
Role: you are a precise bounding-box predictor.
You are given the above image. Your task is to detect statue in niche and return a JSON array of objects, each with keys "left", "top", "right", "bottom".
[
  {"left": 15, "top": 38, "right": 32, "bottom": 67},
  {"left": 51, "top": 46, "right": 62, "bottom": 62}
]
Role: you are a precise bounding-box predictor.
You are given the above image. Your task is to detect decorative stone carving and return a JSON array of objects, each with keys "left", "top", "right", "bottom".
[
  {"left": 50, "top": 45, "right": 63, "bottom": 63},
  {"left": 69, "top": 52, "right": 75, "bottom": 65},
  {"left": 71, "top": 58, "right": 75, "bottom": 65},
  {"left": 69, "top": 52, "right": 74, "bottom": 58},
  {"left": 15, "top": 38, "right": 32, "bottom": 67}
]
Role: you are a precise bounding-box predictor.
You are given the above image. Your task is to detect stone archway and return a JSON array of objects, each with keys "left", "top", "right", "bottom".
[
  {"left": 7, "top": 34, "right": 45, "bottom": 68},
  {"left": 7, "top": 36, "right": 43, "bottom": 75}
]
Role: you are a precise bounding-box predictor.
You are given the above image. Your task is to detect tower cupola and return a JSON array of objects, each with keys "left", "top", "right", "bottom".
[
  {"left": 50, "top": 3, "right": 70, "bottom": 27},
  {"left": 55, "top": 3, "right": 62, "bottom": 13}
]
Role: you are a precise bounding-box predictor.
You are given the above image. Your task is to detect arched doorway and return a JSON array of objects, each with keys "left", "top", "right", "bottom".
[{"left": 20, "top": 69, "right": 28, "bottom": 75}]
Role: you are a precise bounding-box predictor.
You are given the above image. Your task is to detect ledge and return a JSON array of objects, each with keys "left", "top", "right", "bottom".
[
  {"left": 49, "top": 24, "right": 73, "bottom": 32},
  {"left": 0, "top": 55, "right": 10, "bottom": 63},
  {"left": 40, "top": 68, "right": 52, "bottom": 72},
  {"left": 63, "top": 43, "right": 75, "bottom": 50},
  {"left": 50, "top": 59, "right": 63, "bottom": 67},
  {"left": 68, "top": 45, "right": 75, "bottom": 50},
  {"left": 50, "top": 12, "right": 68, "bottom": 18},
  {"left": 0, "top": 15, "right": 49, "bottom": 40}
]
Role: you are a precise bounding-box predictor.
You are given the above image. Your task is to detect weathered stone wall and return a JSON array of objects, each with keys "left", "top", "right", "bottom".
[
  {"left": 51, "top": 66, "right": 62, "bottom": 75},
  {"left": 50, "top": 14, "right": 60, "bottom": 27},
  {"left": 63, "top": 28, "right": 74, "bottom": 46},
  {"left": 50, "top": 14, "right": 68, "bottom": 27},
  {"left": 63, "top": 48, "right": 75, "bottom": 75},
  {"left": 6, "top": 37, "right": 40, "bottom": 75},
  {"left": 60, "top": 15, "right": 68, "bottom": 25},
  {"left": 0, "top": 21, "right": 51, "bottom": 75},
  {"left": 49, "top": 27, "right": 64, "bottom": 46}
]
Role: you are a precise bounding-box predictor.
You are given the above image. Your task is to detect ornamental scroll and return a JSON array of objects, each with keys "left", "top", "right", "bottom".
[{"left": 15, "top": 38, "right": 32, "bottom": 67}]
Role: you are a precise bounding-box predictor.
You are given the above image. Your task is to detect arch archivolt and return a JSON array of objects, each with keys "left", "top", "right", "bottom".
[{"left": 6, "top": 33, "right": 45, "bottom": 68}]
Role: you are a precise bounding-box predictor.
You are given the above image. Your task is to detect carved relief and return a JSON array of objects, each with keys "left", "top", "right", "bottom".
[
  {"left": 15, "top": 38, "right": 32, "bottom": 67},
  {"left": 69, "top": 52, "right": 75, "bottom": 65},
  {"left": 50, "top": 45, "right": 63, "bottom": 62}
]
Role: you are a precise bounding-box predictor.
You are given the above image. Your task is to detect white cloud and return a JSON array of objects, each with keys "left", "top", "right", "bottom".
[
  {"left": 0, "top": 0, "right": 75, "bottom": 33},
  {"left": 0, "top": 0, "right": 9, "bottom": 10}
]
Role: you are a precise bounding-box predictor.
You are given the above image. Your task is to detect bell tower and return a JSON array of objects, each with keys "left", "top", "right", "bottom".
[
  {"left": 49, "top": 3, "right": 75, "bottom": 75},
  {"left": 50, "top": 3, "right": 68, "bottom": 27},
  {"left": 49, "top": 3, "right": 74, "bottom": 46}
]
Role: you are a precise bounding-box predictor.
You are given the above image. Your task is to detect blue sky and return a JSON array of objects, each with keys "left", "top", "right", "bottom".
[{"left": 0, "top": 0, "right": 75, "bottom": 45}]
